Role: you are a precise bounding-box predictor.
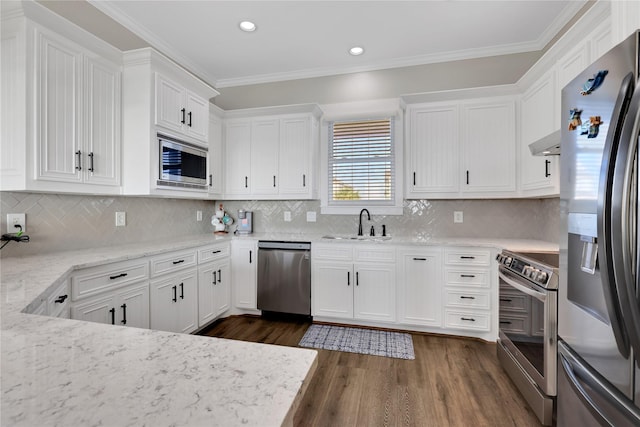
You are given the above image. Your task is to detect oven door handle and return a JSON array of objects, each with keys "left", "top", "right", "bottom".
[{"left": 498, "top": 269, "right": 547, "bottom": 302}]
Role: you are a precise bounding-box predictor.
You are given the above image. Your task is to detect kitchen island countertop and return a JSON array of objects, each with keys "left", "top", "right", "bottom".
[{"left": 0, "top": 233, "right": 316, "bottom": 427}]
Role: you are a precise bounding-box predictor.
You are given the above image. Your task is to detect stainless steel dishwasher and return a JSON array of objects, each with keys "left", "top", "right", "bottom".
[{"left": 257, "top": 241, "right": 311, "bottom": 316}]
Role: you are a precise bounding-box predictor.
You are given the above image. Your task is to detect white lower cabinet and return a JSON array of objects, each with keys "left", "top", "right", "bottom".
[
  {"left": 197, "top": 259, "right": 230, "bottom": 327},
  {"left": 232, "top": 239, "right": 258, "bottom": 310},
  {"left": 72, "top": 282, "right": 149, "bottom": 329},
  {"left": 443, "top": 247, "right": 494, "bottom": 338},
  {"left": 397, "top": 248, "right": 443, "bottom": 327},
  {"left": 312, "top": 243, "right": 396, "bottom": 322},
  {"left": 150, "top": 269, "right": 198, "bottom": 334}
]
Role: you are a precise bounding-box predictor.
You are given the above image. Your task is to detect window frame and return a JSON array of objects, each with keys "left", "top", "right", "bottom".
[{"left": 320, "top": 106, "right": 404, "bottom": 216}]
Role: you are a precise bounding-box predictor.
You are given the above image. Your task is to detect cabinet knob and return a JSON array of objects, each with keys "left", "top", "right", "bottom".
[{"left": 54, "top": 294, "right": 68, "bottom": 304}]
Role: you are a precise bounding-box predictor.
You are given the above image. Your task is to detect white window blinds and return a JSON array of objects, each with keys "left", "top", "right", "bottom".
[{"left": 328, "top": 118, "right": 394, "bottom": 204}]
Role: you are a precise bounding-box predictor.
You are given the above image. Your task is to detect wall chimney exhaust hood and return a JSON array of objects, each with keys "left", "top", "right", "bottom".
[{"left": 528, "top": 129, "right": 561, "bottom": 156}]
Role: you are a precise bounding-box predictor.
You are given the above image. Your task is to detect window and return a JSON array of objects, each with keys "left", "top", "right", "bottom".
[{"left": 328, "top": 118, "right": 395, "bottom": 206}]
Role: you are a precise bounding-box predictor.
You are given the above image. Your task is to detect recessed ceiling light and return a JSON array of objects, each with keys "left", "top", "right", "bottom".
[
  {"left": 239, "top": 21, "right": 257, "bottom": 32},
  {"left": 349, "top": 46, "right": 364, "bottom": 56}
]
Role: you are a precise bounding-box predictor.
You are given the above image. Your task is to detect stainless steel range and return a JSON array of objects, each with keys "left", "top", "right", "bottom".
[{"left": 496, "top": 250, "right": 559, "bottom": 426}]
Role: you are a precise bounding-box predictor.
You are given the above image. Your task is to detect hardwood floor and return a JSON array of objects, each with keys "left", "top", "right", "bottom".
[{"left": 198, "top": 315, "right": 543, "bottom": 427}]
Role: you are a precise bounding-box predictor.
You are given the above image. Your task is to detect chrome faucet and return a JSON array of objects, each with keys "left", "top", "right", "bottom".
[{"left": 357, "top": 208, "right": 370, "bottom": 236}]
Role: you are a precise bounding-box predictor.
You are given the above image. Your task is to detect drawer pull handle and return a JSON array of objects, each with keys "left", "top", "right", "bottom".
[
  {"left": 460, "top": 296, "right": 475, "bottom": 300},
  {"left": 54, "top": 294, "right": 68, "bottom": 304},
  {"left": 461, "top": 317, "right": 475, "bottom": 322},
  {"left": 500, "top": 321, "right": 512, "bottom": 325},
  {"left": 172, "top": 259, "right": 185, "bottom": 265},
  {"left": 212, "top": 250, "right": 222, "bottom": 254},
  {"left": 499, "top": 298, "right": 513, "bottom": 302},
  {"left": 413, "top": 257, "right": 427, "bottom": 261},
  {"left": 460, "top": 256, "right": 476, "bottom": 260},
  {"left": 109, "top": 273, "right": 128, "bottom": 280},
  {"left": 460, "top": 274, "right": 476, "bottom": 278}
]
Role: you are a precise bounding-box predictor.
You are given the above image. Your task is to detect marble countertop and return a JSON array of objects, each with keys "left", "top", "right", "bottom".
[
  {"left": 1, "top": 232, "right": 557, "bottom": 426},
  {"left": 1, "top": 233, "right": 317, "bottom": 427}
]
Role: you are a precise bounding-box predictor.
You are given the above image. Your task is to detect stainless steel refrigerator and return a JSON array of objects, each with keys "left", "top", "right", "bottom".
[{"left": 559, "top": 30, "right": 640, "bottom": 426}]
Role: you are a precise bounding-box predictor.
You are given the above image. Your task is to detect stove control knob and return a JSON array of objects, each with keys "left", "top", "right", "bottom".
[
  {"left": 532, "top": 268, "right": 541, "bottom": 279},
  {"left": 537, "top": 271, "right": 548, "bottom": 283},
  {"left": 523, "top": 266, "right": 531, "bottom": 276},
  {"left": 504, "top": 257, "right": 512, "bottom": 266}
]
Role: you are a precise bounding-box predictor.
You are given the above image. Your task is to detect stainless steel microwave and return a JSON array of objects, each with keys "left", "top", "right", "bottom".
[{"left": 158, "top": 135, "right": 208, "bottom": 189}]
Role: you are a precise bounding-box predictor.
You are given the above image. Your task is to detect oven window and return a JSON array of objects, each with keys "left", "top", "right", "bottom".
[{"left": 500, "top": 283, "right": 545, "bottom": 376}]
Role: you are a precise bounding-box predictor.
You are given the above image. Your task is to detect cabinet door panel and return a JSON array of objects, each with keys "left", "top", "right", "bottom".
[
  {"left": 85, "top": 56, "right": 121, "bottom": 186},
  {"left": 232, "top": 241, "right": 257, "bottom": 309},
  {"left": 461, "top": 100, "right": 516, "bottom": 193},
  {"left": 198, "top": 264, "right": 217, "bottom": 326},
  {"left": 155, "top": 73, "right": 184, "bottom": 133},
  {"left": 118, "top": 283, "right": 149, "bottom": 329},
  {"left": 407, "top": 105, "right": 459, "bottom": 195},
  {"left": 354, "top": 263, "right": 395, "bottom": 322},
  {"left": 251, "top": 119, "right": 279, "bottom": 195},
  {"left": 279, "top": 117, "right": 310, "bottom": 196},
  {"left": 208, "top": 113, "right": 224, "bottom": 195},
  {"left": 312, "top": 262, "right": 353, "bottom": 319},
  {"left": 225, "top": 121, "right": 252, "bottom": 194},
  {"left": 176, "top": 271, "right": 198, "bottom": 334},
  {"left": 37, "top": 29, "right": 82, "bottom": 183},
  {"left": 213, "top": 260, "right": 231, "bottom": 317},
  {"left": 72, "top": 294, "right": 115, "bottom": 325},
  {"left": 150, "top": 276, "right": 179, "bottom": 332},
  {"left": 398, "top": 252, "right": 442, "bottom": 327},
  {"left": 185, "top": 90, "right": 208, "bottom": 142}
]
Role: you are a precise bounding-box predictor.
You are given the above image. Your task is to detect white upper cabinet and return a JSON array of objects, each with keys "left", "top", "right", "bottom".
[
  {"left": 223, "top": 105, "right": 321, "bottom": 200},
  {"left": 207, "top": 106, "right": 224, "bottom": 197},
  {"left": 460, "top": 98, "right": 516, "bottom": 194},
  {"left": 121, "top": 48, "right": 218, "bottom": 199},
  {"left": 405, "top": 96, "right": 517, "bottom": 199},
  {"left": 155, "top": 73, "right": 209, "bottom": 143},
  {"left": 1, "top": 8, "right": 122, "bottom": 194},
  {"left": 519, "top": 69, "right": 560, "bottom": 194},
  {"left": 406, "top": 103, "right": 459, "bottom": 197}
]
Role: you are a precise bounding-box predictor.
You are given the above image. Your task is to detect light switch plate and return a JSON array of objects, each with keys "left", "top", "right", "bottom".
[
  {"left": 453, "top": 211, "right": 463, "bottom": 223},
  {"left": 284, "top": 211, "right": 292, "bottom": 222},
  {"left": 196, "top": 210, "right": 203, "bottom": 221},
  {"left": 306, "top": 211, "right": 317, "bottom": 222}
]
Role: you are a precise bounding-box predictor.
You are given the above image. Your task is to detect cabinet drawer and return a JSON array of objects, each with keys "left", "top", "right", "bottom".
[
  {"left": 445, "top": 248, "right": 491, "bottom": 266},
  {"left": 444, "top": 309, "right": 490, "bottom": 331},
  {"left": 312, "top": 244, "right": 352, "bottom": 261},
  {"left": 47, "top": 280, "right": 70, "bottom": 317},
  {"left": 353, "top": 245, "right": 395, "bottom": 263},
  {"left": 499, "top": 292, "right": 530, "bottom": 313},
  {"left": 499, "top": 314, "right": 530, "bottom": 335},
  {"left": 445, "top": 269, "right": 489, "bottom": 288},
  {"left": 445, "top": 290, "right": 490, "bottom": 310},
  {"left": 198, "top": 243, "right": 230, "bottom": 264},
  {"left": 72, "top": 259, "right": 149, "bottom": 301},
  {"left": 150, "top": 249, "right": 198, "bottom": 277}
]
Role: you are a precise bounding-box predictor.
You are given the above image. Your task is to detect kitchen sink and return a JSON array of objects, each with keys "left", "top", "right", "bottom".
[{"left": 322, "top": 235, "right": 392, "bottom": 242}]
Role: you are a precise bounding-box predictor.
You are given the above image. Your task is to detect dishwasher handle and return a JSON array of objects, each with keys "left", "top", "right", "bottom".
[{"left": 258, "top": 240, "right": 311, "bottom": 250}]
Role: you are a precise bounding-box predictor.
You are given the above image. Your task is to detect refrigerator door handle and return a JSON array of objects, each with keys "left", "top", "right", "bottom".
[
  {"left": 559, "top": 341, "right": 640, "bottom": 425},
  {"left": 598, "top": 72, "right": 635, "bottom": 358},
  {"left": 613, "top": 80, "right": 640, "bottom": 367}
]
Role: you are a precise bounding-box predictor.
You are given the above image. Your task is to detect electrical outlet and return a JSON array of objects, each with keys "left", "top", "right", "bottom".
[
  {"left": 284, "top": 211, "right": 292, "bottom": 222},
  {"left": 115, "top": 211, "right": 126, "bottom": 227},
  {"left": 306, "top": 211, "right": 317, "bottom": 222},
  {"left": 6, "top": 213, "right": 26, "bottom": 233},
  {"left": 196, "top": 210, "right": 203, "bottom": 221},
  {"left": 453, "top": 211, "right": 464, "bottom": 223}
]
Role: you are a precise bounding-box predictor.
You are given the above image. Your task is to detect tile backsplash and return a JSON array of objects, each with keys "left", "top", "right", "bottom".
[{"left": 0, "top": 192, "right": 559, "bottom": 257}]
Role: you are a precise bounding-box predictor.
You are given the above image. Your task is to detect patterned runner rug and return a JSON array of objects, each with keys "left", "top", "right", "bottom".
[{"left": 298, "top": 324, "right": 415, "bottom": 360}]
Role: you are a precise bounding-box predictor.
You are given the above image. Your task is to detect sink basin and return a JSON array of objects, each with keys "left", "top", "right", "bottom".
[{"left": 322, "top": 235, "right": 391, "bottom": 242}]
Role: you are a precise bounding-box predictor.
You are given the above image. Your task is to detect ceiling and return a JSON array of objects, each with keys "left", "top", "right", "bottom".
[{"left": 71, "top": 1, "right": 587, "bottom": 89}]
